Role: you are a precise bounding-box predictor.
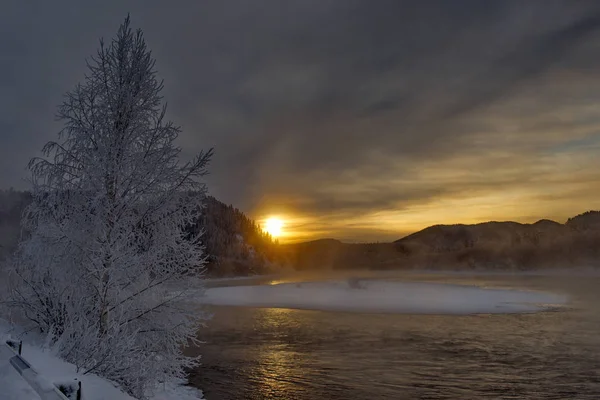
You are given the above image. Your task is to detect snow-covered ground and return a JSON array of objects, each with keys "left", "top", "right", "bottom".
[
  {"left": 0, "top": 320, "right": 203, "bottom": 400},
  {"left": 0, "top": 348, "right": 40, "bottom": 400},
  {"left": 200, "top": 280, "right": 567, "bottom": 314}
]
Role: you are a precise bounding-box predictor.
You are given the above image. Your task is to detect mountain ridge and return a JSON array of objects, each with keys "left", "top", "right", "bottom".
[
  {"left": 283, "top": 212, "right": 599, "bottom": 245},
  {"left": 282, "top": 211, "right": 600, "bottom": 271},
  {"left": 2, "top": 188, "right": 599, "bottom": 274}
]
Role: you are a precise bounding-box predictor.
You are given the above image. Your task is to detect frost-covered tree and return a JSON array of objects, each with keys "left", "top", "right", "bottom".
[{"left": 8, "top": 16, "right": 212, "bottom": 398}]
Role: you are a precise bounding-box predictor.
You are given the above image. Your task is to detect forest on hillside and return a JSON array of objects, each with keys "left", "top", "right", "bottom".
[
  {"left": 0, "top": 189, "right": 287, "bottom": 277},
  {"left": 3, "top": 188, "right": 599, "bottom": 275},
  {"left": 195, "top": 196, "right": 290, "bottom": 276}
]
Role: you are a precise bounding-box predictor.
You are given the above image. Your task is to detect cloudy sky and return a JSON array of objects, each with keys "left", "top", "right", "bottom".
[{"left": 2, "top": 1, "right": 600, "bottom": 242}]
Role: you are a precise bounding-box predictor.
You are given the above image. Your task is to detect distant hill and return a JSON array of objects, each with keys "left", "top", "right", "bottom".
[
  {"left": 2, "top": 189, "right": 598, "bottom": 273},
  {"left": 566, "top": 211, "right": 600, "bottom": 231},
  {"left": 280, "top": 239, "right": 344, "bottom": 270},
  {"left": 284, "top": 211, "right": 600, "bottom": 271},
  {"left": 394, "top": 220, "right": 567, "bottom": 252}
]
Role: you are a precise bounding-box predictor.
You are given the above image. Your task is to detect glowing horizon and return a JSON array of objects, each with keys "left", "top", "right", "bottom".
[
  {"left": 2, "top": 2, "right": 600, "bottom": 246},
  {"left": 263, "top": 217, "right": 284, "bottom": 238}
]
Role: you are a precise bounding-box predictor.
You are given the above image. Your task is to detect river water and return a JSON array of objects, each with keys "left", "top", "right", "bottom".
[{"left": 187, "top": 272, "right": 600, "bottom": 399}]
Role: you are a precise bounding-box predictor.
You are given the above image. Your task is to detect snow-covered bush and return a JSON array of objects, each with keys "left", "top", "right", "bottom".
[{"left": 7, "top": 16, "right": 211, "bottom": 398}]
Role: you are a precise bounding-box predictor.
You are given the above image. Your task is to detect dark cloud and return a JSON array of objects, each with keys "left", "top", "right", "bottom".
[{"left": 2, "top": 1, "right": 600, "bottom": 241}]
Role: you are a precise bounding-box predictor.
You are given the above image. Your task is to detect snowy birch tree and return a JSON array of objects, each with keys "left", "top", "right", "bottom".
[{"left": 8, "top": 16, "right": 212, "bottom": 398}]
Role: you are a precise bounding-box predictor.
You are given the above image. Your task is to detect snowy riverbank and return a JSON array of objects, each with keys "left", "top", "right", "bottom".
[
  {"left": 200, "top": 280, "right": 568, "bottom": 314},
  {"left": 0, "top": 320, "right": 203, "bottom": 400}
]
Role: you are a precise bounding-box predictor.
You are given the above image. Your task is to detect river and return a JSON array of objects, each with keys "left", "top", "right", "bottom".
[{"left": 187, "top": 272, "right": 600, "bottom": 399}]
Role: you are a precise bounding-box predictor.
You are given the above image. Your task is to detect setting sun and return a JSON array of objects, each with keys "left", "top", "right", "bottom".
[{"left": 264, "top": 217, "right": 284, "bottom": 237}]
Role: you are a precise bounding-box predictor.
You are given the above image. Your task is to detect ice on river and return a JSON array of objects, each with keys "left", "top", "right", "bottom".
[{"left": 200, "top": 280, "right": 567, "bottom": 314}]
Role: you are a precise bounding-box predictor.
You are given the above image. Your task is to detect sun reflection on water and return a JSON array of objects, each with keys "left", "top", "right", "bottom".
[{"left": 254, "top": 308, "right": 307, "bottom": 398}]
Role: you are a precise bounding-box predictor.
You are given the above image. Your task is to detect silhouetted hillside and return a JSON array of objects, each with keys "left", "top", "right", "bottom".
[
  {"left": 194, "top": 196, "right": 287, "bottom": 276},
  {"left": 566, "top": 211, "right": 600, "bottom": 231},
  {"left": 0, "top": 190, "right": 285, "bottom": 277},
  {"left": 281, "top": 240, "right": 401, "bottom": 271},
  {"left": 280, "top": 239, "right": 343, "bottom": 270},
  {"left": 284, "top": 211, "right": 600, "bottom": 271},
  {"left": 2, "top": 190, "right": 598, "bottom": 274},
  {"left": 394, "top": 220, "right": 568, "bottom": 253}
]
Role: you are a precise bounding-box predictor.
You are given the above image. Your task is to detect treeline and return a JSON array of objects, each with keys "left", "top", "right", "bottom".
[
  {"left": 0, "top": 190, "right": 286, "bottom": 277},
  {"left": 0, "top": 189, "right": 31, "bottom": 260},
  {"left": 195, "top": 196, "right": 289, "bottom": 276},
  {"left": 5, "top": 188, "right": 598, "bottom": 274}
]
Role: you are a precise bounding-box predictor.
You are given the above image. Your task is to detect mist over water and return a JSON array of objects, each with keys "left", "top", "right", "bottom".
[
  {"left": 200, "top": 280, "right": 565, "bottom": 315},
  {"left": 189, "top": 273, "right": 600, "bottom": 399}
]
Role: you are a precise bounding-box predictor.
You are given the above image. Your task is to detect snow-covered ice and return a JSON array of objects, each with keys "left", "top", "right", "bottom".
[{"left": 200, "top": 280, "right": 567, "bottom": 314}]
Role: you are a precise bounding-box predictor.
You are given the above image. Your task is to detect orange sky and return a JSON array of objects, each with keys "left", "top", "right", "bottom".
[{"left": 256, "top": 122, "right": 600, "bottom": 243}]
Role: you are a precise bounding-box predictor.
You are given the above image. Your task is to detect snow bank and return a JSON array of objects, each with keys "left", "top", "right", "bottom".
[
  {"left": 200, "top": 280, "right": 567, "bottom": 314},
  {"left": 23, "top": 346, "right": 204, "bottom": 400},
  {"left": 0, "top": 321, "right": 203, "bottom": 400},
  {"left": 0, "top": 349, "right": 40, "bottom": 400}
]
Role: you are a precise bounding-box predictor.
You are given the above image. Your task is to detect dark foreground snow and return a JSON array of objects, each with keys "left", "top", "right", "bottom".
[{"left": 0, "top": 320, "right": 203, "bottom": 400}]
